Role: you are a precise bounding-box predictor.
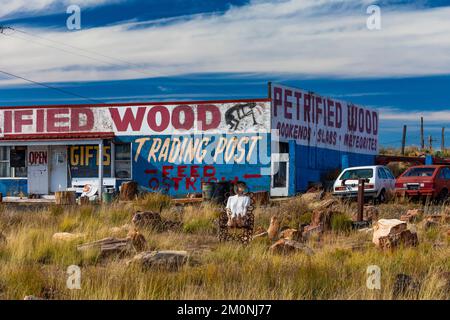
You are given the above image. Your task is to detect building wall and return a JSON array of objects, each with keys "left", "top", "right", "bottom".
[
  {"left": 0, "top": 179, "right": 27, "bottom": 196},
  {"left": 117, "top": 133, "right": 272, "bottom": 197},
  {"left": 294, "top": 144, "right": 375, "bottom": 192},
  {"left": 0, "top": 99, "right": 272, "bottom": 197},
  {"left": 271, "top": 83, "right": 379, "bottom": 194}
]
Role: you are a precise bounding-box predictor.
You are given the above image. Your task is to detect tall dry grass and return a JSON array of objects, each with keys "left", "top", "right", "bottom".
[{"left": 0, "top": 195, "right": 448, "bottom": 300}]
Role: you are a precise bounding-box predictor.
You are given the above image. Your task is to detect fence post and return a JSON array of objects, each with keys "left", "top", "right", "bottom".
[{"left": 357, "top": 179, "right": 365, "bottom": 222}]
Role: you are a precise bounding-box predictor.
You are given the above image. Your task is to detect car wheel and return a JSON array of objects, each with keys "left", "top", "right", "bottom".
[{"left": 377, "top": 189, "right": 387, "bottom": 204}]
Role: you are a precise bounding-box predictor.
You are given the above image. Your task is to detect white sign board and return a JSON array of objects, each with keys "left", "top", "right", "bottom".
[{"left": 0, "top": 101, "right": 271, "bottom": 138}]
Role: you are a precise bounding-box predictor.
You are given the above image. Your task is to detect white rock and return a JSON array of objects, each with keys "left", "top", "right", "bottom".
[
  {"left": 372, "top": 219, "right": 407, "bottom": 246},
  {"left": 52, "top": 232, "right": 85, "bottom": 242}
]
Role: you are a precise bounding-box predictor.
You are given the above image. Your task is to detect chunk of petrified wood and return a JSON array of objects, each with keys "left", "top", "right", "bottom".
[
  {"left": 120, "top": 181, "right": 139, "bottom": 201},
  {"left": 77, "top": 237, "right": 133, "bottom": 258},
  {"left": 55, "top": 191, "right": 76, "bottom": 205},
  {"left": 269, "top": 239, "right": 314, "bottom": 256},
  {"left": 127, "top": 250, "right": 188, "bottom": 271}
]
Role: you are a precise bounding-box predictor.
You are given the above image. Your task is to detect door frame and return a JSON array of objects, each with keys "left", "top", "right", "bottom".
[
  {"left": 270, "top": 153, "right": 289, "bottom": 197},
  {"left": 49, "top": 146, "right": 68, "bottom": 193}
]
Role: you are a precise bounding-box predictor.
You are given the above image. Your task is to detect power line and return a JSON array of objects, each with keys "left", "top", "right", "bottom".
[{"left": 0, "top": 69, "right": 105, "bottom": 104}]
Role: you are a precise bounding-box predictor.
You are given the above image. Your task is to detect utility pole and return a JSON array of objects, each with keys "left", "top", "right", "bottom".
[
  {"left": 401, "top": 125, "right": 407, "bottom": 156},
  {"left": 420, "top": 117, "right": 425, "bottom": 150},
  {"left": 442, "top": 127, "right": 445, "bottom": 153},
  {"left": 429, "top": 135, "right": 433, "bottom": 153}
]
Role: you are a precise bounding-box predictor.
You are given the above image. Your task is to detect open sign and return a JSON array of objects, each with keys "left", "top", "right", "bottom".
[{"left": 28, "top": 151, "right": 48, "bottom": 166}]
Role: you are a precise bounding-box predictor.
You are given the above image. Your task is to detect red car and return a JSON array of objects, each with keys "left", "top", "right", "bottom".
[{"left": 395, "top": 165, "right": 450, "bottom": 200}]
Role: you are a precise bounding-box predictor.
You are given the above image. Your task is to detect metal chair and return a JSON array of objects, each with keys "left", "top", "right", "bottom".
[{"left": 218, "top": 192, "right": 255, "bottom": 245}]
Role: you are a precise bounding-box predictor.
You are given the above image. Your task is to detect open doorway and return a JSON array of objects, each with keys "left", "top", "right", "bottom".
[{"left": 271, "top": 142, "right": 290, "bottom": 197}]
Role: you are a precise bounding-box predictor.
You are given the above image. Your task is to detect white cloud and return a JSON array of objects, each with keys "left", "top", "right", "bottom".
[
  {"left": 379, "top": 108, "right": 450, "bottom": 122},
  {"left": 1, "top": 0, "right": 450, "bottom": 85},
  {"left": 0, "top": 0, "right": 122, "bottom": 18}
]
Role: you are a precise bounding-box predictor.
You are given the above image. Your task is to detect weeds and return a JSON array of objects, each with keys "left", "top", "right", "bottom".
[{"left": 0, "top": 194, "right": 447, "bottom": 300}]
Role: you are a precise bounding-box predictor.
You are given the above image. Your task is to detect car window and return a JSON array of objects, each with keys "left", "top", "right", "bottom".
[
  {"left": 445, "top": 168, "right": 450, "bottom": 180},
  {"left": 439, "top": 168, "right": 446, "bottom": 179},
  {"left": 383, "top": 167, "right": 395, "bottom": 179},
  {"left": 378, "top": 168, "right": 387, "bottom": 179},
  {"left": 341, "top": 169, "right": 373, "bottom": 180},
  {"left": 403, "top": 167, "right": 436, "bottom": 177}
]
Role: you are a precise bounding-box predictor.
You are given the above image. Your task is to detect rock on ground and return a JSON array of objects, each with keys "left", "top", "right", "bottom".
[
  {"left": 77, "top": 237, "right": 133, "bottom": 259},
  {"left": 267, "top": 216, "right": 280, "bottom": 241},
  {"left": 52, "top": 232, "right": 85, "bottom": 242},
  {"left": 392, "top": 274, "right": 421, "bottom": 299},
  {"left": 126, "top": 229, "right": 147, "bottom": 252},
  {"left": 378, "top": 230, "right": 418, "bottom": 250},
  {"left": 132, "top": 211, "right": 182, "bottom": 232},
  {"left": 352, "top": 205, "right": 379, "bottom": 222},
  {"left": 372, "top": 219, "right": 407, "bottom": 246},
  {"left": 400, "top": 209, "right": 423, "bottom": 223},
  {"left": 132, "top": 211, "right": 163, "bottom": 230},
  {"left": 269, "top": 239, "right": 314, "bottom": 256},
  {"left": 127, "top": 250, "right": 188, "bottom": 271},
  {"left": 373, "top": 219, "right": 418, "bottom": 250},
  {"left": 24, "top": 295, "right": 45, "bottom": 300},
  {"left": 300, "top": 191, "right": 325, "bottom": 204},
  {"left": 279, "top": 228, "right": 301, "bottom": 241}
]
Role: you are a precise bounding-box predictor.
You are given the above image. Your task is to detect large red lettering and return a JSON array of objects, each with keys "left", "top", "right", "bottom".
[
  {"left": 147, "top": 106, "right": 170, "bottom": 132},
  {"left": 14, "top": 110, "right": 33, "bottom": 133},
  {"left": 109, "top": 107, "right": 146, "bottom": 132},
  {"left": 47, "top": 109, "right": 70, "bottom": 132},
  {"left": 273, "top": 87, "right": 283, "bottom": 117},
  {"left": 71, "top": 108, "right": 94, "bottom": 132},
  {"left": 197, "top": 105, "right": 221, "bottom": 131},
  {"left": 172, "top": 106, "right": 194, "bottom": 130},
  {"left": 284, "top": 89, "right": 293, "bottom": 120}
]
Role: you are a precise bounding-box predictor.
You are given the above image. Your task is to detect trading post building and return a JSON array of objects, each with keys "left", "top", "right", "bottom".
[{"left": 0, "top": 83, "right": 378, "bottom": 198}]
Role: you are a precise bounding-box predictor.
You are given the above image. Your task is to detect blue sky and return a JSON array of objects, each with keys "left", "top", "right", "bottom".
[{"left": 1, "top": 0, "right": 450, "bottom": 148}]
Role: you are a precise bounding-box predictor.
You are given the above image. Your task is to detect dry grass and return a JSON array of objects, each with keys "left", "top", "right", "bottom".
[{"left": 0, "top": 195, "right": 448, "bottom": 300}]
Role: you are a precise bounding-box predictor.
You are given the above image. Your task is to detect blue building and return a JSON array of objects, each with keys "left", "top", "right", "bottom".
[{"left": 0, "top": 83, "right": 378, "bottom": 198}]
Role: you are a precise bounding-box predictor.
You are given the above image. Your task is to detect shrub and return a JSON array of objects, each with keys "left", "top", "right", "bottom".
[
  {"left": 59, "top": 216, "right": 78, "bottom": 232},
  {"left": 331, "top": 213, "right": 353, "bottom": 234},
  {"left": 135, "top": 192, "right": 171, "bottom": 212},
  {"left": 299, "top": 212, "right": 312, "bottom": 225},
  {"left": 49, "top": 205, "right": 64, "bottom": 217}
]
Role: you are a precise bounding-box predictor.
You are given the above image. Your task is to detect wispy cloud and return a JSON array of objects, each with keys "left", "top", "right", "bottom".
[
  {"left": 1, "top": 0, "right": 450, "bottom": 85},
  {"left": 0, "top": 0, "right": 123, "bottom": 19},
  {"left": 379, "top": 107, "right": 450, "bottom": 122}
]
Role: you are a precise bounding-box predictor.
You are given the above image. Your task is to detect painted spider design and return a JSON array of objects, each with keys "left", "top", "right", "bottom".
[{"left": 225, "top": 103, "right": 259, "bottom": 131}]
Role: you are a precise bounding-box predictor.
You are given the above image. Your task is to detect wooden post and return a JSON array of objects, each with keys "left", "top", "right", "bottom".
[
  {"left": 55, "top": 191, "right": 76, "bottom": 205},
  {"left": 110, "top": 142, "right": 115, "bottom": 178},
  {"left": 357, "top": 179, "right": 365, "bottom": 222},
  {"left": 420, "top": 117, "right": 425, "bottom": 150},
  {"left": 401, "top": 125, "right": 407, "bottom": 155}
]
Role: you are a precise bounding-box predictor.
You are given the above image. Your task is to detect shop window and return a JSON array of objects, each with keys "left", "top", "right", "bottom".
[
  {"left": 0, "top": 147, "right": 10, "bottom": 177},
  {"left": 0, "top": 146, "right": 28, "bottom": 178},
  {"left": 115, "top": 143, "right": 131, "bottom": 179}
]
